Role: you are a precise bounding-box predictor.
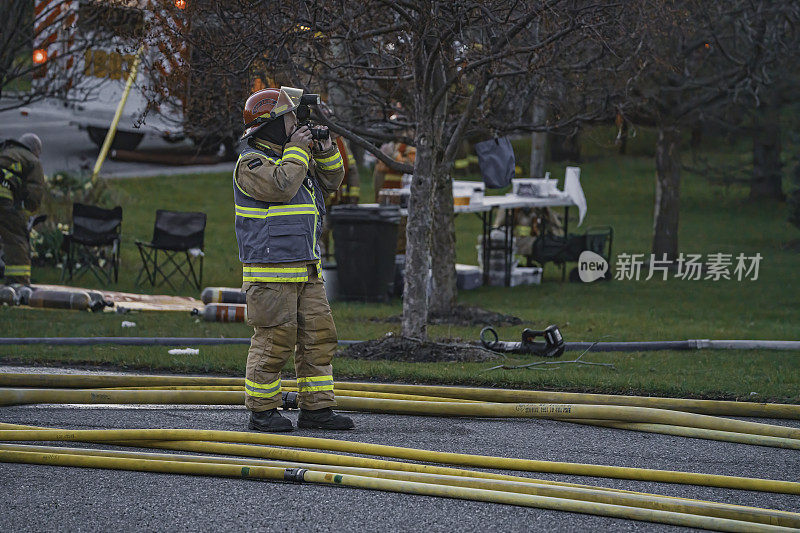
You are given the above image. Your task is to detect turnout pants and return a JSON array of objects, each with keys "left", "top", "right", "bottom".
[
  {"left": 244, "top": 265, "right": 337, "bottom": 412},
  {"left": 0, "top": 201, "right": 31, "bottom": 285}
]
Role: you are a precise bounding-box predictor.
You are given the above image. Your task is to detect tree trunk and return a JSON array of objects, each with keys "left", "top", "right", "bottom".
[
  {"left": 429, "top": 166, "right": 457, "bottom": 316},
  {"left": 788, "top": 155, "right": 800, "bottom": 231},
  {"left": 529, "top": 101, "right": 547, "bottom": 178},
  {"left": 402, "top": 129, "right": 435, "bottom": 339},
  {"left": 652, "top": 127, "right": 682, "bottom": 261},
  {"left": 689, "top": 125, "right": 702, "bottom": 153},
  {"left": 349, "top": 143, "right": 366, "bottom": 177},
  {"left": 750, "top": 101, "right": 784, "bottom": 201},
  {"left": 618, "top": 121, "right": 628, "bottom": 155},
  {"left": 402, "top": 35, "right": 445, "bottom": 340},
  {"left": 549, "top": 129, "right": 581, "bottom": 162}
]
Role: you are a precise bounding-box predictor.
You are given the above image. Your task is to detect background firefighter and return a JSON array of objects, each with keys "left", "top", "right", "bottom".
[
  {"left": 234, "top": 87, "right": 353, "bottom": 432},
  {"left": 373, "top": 141, "right": 415, "bottom": 202},
  {"left": 494, "top": 207, "right": 564, "bottom": 258},
  {"left": 333, "top": 135, "right": 359, "bottom": 205},
  {"left": 0, "top": 133, "right": 45, "bottom": 286},
  {"left": 320, "top": 135, "right": 358, "bottom": 260}
]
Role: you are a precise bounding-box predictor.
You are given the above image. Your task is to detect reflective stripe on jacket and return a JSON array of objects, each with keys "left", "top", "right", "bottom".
[
  {"left": 0, "top": 161, "right": 23, "bottom": 201},
  {"left": 0, "top": 142, "right": 44, "bottom": 210},
  {"left": 233, "top": 145, "right": 326, "bottom": 270}
]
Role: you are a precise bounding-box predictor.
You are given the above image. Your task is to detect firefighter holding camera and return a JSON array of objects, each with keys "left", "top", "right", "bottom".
[{"left": 234, "top": 87, "right": 353, "bottom": 432}]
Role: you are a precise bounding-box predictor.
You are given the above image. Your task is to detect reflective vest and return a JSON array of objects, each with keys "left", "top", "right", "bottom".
[
  {"left": 330, "top": 138, "right": 359, "bottom": 203},
  {"left": 383, "top": 143, "right": 415, "bottom": 188},
  {"left": 0, "top": 141, "right": 26, "bottom": 203},
  {"left": 0, "top": 161, "right": 21, "bottom": 202},
  {"left": 232, "top": 145, "right": 325, "bottom": 282}
]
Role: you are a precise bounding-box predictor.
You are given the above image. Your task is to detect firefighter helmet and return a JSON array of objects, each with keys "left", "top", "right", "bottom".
[
  {"left": 19, "top": 133, "right": 42, "bottom": 157},
  {"left": 241, "top": 86, "right": 305, "bottom": 140}
]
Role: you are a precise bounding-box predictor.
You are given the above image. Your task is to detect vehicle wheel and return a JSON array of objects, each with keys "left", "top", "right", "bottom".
[
  {"left": 87, "top": 127, "right": 144, "bottom": 151},
  {"left": 190, "top": 134, "right": 238, "bottom": 160}
]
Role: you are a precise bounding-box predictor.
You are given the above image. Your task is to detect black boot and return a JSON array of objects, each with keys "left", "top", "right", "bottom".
[
  {"left": 248, "top": 408, "right": 293, "bottom": 432},
  {"left": 298, "top": 407, "right": 355, "bottom": 430}
]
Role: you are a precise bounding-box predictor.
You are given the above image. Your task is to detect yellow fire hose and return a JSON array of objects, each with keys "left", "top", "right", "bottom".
[
  {"left": 3, "top": 374, "right": 797, "bottom": 528},
  {"left": 0, "top": 422, "right": 660, "bottom": 494},
  {"left": 97, "top": 386, "right": 483, "bottom": 403},
  {"left": 5, "top": 423, "right": 798, "bottom": 524},
  {"left": 1, "top": 443, "right": 797, "bottom": 530},
  {"left": 0, "top": 427, "right": 797, "bottom": 495},
  {"left": 2, "top": 388, "right": 798, "bottom": 442},
  {"left": 7, "top": 421, "right": 778, "bottom": 502},
  {"left": 2, "top": 449, "right": 792, "bottom": 532},
  {"left": 101, "top": 386, "right": 248, "bottom": 391},
  {"left": 571, "top": 420, "right": 800, "bottom": 450},
  {"left": 90, "top": 44, "right": 144, "bottom": 184},
  {"left": 0, "top": 373, "right": 245, "bottom": 388},
  {"left": 87, "top": 389, "right": 800, "bottom": 449},
  {"left": 0, "top": 388, "right": 244, "bottom": 406},
  {"left": 331, "top": 397, "right": 800, "bottom": 440},
  {"left": 289, "top": 388, "right": 485, "bottom": 403},
  {"left": 299, "top": 471, "right": 795, "bottom": 533},
  {"left": 1, "top": 372, "right": 797, "bottom": 419},
  {"left": 331, "top": 382, "right": 800, "bottom": 420},
  {"left": 78, "top": 387, "right": 800, "bottom": 449}
]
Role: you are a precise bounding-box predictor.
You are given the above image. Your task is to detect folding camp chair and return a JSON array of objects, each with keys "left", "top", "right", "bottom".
[
  {"left": 584, "top": 226, "right": 614, "bottom": 267},
  {"left": 528, "top": 225, "right": 613, "bottom": 281},
  {"left": 135, "top": 210, "right": 206, "bottom": 290},
  {"left": 61, "top": 203, "right": 122, "bottom": 284}
]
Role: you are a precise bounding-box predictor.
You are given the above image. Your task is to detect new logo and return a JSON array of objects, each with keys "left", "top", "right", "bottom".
[{"left": 578, "top": 251, "right": 608, "bottom": 282}]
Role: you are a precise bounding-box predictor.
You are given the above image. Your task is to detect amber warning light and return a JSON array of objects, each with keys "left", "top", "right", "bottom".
[
  {"left": 33, "top": 49, "right": 47, "bottom": 65},
  {"left": 175, "top": 0, "right": 186, "bottom": 9}
]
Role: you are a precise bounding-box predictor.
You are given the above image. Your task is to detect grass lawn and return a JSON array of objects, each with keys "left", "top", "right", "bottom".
[{"left": 2, "top": 132, "right": 799, "bottom": 402}]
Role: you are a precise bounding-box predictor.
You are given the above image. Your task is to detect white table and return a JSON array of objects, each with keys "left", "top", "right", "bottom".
[
  {"left": 365, "top": 193, "right": 579, "bottom": 286},
  {"left": 454, "top": 193, "right": 575, "bottom": 214},
  {"left": 462, "top": 194, "right": 578, "bottom": 285},
  {"left": 365, "top": 192, "right": 575, "bottom": 215}
]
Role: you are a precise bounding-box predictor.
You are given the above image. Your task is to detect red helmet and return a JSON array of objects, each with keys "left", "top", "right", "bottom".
[{"left": 241, "top": 87, "right": 303, "bottom": 140}]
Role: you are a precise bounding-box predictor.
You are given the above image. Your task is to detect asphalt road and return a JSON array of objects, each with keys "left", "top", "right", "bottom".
[
  {"left": 0, "top": 101, "right": 233, "bottom": 179},
  {"left": 1, "top": 366, "right": 799, "bottom": 532}
]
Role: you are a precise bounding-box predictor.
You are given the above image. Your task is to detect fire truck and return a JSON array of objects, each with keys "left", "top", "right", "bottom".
[{"left": 29, "top": 0, "right": 248, "bottom": 153}]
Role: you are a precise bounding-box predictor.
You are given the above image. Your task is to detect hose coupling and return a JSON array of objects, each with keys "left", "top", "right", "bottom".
[
  {"left": 281, "top": 391, "right": 298, "bottom": 410},
  {"left": 480, "top": 326, "right": 499, "bottom": 349},
  {"left": 283, "top": 468, "right": 307, "bottom": 483}
]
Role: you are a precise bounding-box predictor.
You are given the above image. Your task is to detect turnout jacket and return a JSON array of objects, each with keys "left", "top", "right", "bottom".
[
  {"left": 233, "top": 138, "right": 344, "bottom": 283},
  {"left": 0, "top": 141, "right": 45, "bottom": 210}
]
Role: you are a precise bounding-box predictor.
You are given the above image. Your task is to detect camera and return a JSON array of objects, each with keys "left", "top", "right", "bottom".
[
  {"left": 295, "top": 93, "right": 330, "bottom": 141},
  {"left": 310, "top": 127, "right": 330, "bottom": 141}
]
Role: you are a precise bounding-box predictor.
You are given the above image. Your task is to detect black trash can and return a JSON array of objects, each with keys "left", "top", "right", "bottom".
[{"left": 329, "top": 205, "right": 401, "bottom": 302}]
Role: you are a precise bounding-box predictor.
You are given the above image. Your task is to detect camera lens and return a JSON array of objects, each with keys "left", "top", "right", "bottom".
[{"left": 312, "top": 128, "right": 330, "bottom": 141}]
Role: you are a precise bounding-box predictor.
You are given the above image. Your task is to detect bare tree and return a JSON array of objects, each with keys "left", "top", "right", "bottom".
[
  {"left": 682, "top": 6, "right": 798, "bottom": 201},
  {"left": 424, "top": 0, "right": 798, "bottom": 303},
  {"left": 424, "top": 5, "right": 634, "bottom": 317},
  {"left": 748, "top": 12, "right": 799, "bottom": 201},
  {"left": 147, "top": 1, "right": 631, "bottom": 337},
  {"left": 308, "top": 2, "right": 625, "bottom": 336},
  {"left": 610, "top": 1, "right": 798, "bottom": 260},
  {"left": 1, "top": 0, "right": 108, "bottom": 112}
]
